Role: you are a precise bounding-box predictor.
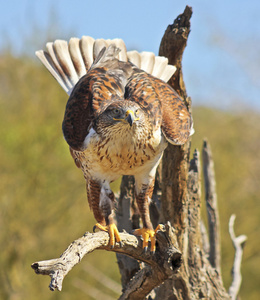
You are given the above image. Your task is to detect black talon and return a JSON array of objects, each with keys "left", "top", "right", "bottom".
[
  {"left": 93, "top": 225, "right": 96, "bottom": 232},
  {"left": 151, "top": 250, "right": 155, "bottom": 255},
  {"left": 118, "top": 241, "right": 123, "bottom": 247},
  {"left": 143, "top": 246, "right": 148, "bottom": 253},
  {"left": 110, "top": 244, "right": 114, "bottom": 249}
]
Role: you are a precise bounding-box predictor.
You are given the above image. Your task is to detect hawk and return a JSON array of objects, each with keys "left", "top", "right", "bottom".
[{"left": 36, "top": 36, "right": 193, "bottom": 252}]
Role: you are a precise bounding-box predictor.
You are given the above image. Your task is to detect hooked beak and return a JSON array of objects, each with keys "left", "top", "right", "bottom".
[{"left": 125, "top": 110, "right": 138, "bottom": 127}]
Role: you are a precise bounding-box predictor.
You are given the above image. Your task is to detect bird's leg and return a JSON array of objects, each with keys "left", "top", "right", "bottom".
[
  {"left": 93, "top": 185, "right": 121, "bottom": 248},
  {"left": 133, "top": 179, "right": 163, "bottom": 253}
]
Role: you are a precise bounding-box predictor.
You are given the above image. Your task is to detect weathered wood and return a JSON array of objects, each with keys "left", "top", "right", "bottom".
[
  {"left": 202, "top": 139, "right": 222, "bottom": 277},
  {"left": 156, "top": 7, "right": 234, "bottom": 295},
  {"left": 159, "top": 5, "right": 192, "bottom": 253},
  {"left": 187, "top": 149, "right": 202, "bottom": 260},
  {"left": 156, "top": 6, "right": 193, "bottom": 298},
  {"left": 155, "top": 149, "right": 230, "bottom": 299},
  {"left": 200, "top": 220, "right": 210, "bottom": 258},
  {"left": 187, "top": 149, "right": 230, "bottom": 299},
  {"left": 228, "top": 215, "right": 247, "bottom": 300},
  {"left": 159, "top": 5, "right": 192, "bottom": 101},
  {"left": 119, "top": 222, "right": 182, "bottom": 299},
  {"left": 116, "top": 175, "right": 141, "bottom": 290},
  {"left": 115, "top": 170, "right": 163, "bottom": 292},
  {"left": 31, "top": 223, "right": 182, "bottom": 296}
]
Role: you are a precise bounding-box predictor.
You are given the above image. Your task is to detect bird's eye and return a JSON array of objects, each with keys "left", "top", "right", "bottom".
[
  {"left": 114, "top": 108, "right": 119, "bottom": 114},
  {"left": 135, "top": 109, "right": 139, "bottom": 115}
]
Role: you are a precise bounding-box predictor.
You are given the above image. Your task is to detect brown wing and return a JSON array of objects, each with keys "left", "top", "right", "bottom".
[
  {"left": 62, "top": 67, "right": 123, "bottom": 150},
  {"left": 126, "top": 67, "right": 192, "bottom": 145},
  {"left": 62, "top": 46, "right": 133, "bottom": 151},
  {"left": 154, "top": 78, "right": 192, "bottom": 145},
  {"left": 125, "top": 68, "right": 162, "bottom": 129}
]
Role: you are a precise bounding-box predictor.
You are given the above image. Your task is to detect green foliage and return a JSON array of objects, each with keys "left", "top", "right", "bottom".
[
  {"left": 0, "top": 54, "right": 259, "bottom": 299},
  {"left": 0, "top": 55, "right": 120, "bottom": 300}
]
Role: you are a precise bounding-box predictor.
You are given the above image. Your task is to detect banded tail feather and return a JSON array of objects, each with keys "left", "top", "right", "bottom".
[{"left": 36, "top": 36, "right": 177, "bottom": 95}]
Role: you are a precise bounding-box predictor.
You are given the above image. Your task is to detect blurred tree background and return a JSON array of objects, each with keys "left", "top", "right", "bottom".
[{"left": 0, "top": 7, "right": 260, "bottom": 300}]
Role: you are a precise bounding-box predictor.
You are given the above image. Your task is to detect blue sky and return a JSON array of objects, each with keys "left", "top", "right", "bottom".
[{"left": 1, "top": 0, "right": 260, "bottom": 110}]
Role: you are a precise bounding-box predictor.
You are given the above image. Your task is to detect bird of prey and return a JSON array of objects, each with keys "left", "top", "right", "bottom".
[{"left": 36, "top": 36, "right": 193, "bottom": 252}]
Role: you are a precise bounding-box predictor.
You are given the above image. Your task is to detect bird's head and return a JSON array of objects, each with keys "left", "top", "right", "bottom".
[
  {"left": 94, "top": 101, "right": 145, "bottom": 135},
  {"left": 63, "top": 97, "right": 148, "bottom": 152}
]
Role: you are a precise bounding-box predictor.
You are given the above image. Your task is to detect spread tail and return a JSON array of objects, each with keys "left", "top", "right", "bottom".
[{"left": 36, "top": 36, "right": 177, "bottom": 95}]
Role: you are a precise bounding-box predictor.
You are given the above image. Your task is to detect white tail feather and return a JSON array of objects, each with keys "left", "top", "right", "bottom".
[
  {"left": 36, "top": 35, "right": 176, "bottom": 95},
  {"left": 93, "top": 39, "right": 108, "bottom": 60},
  {"left": 68, "top": 38, "right": 86, "bottom": 78},
  {"left": 112, "top": 39, "right": 127, "bottom": 62},
  {"left": 53, "top": 40, "right": 79, "bottom": 87},
  {"left": 152, "top": 56, "right": 168, "bottom": 78},
  {"left": 140, "top": 52, "right": 155, "bottom": 74},
  {"left": 35, "top": 50, "right": 69, "bottom": 93},
  {"left": 79, "top": 36, "right": 95, "bottom": 70},
  {"left": 127, "top": 50, "right": 141, "bottom": 68},
  {"left": 160, "top": 65, "right": 177, "bottom": 82},
  {"left": 46, "top": 42, "right": 73, "bottom": 91}
]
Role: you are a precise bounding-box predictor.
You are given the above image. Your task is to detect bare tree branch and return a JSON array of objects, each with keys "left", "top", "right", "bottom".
[
  {"left": 31, "top": 223, "right": 182, "bottom": 296},
  {"left": 202, "top": 139, "right": 222, "bottom": 277},
  {"left": 228, "top": 214, "right": 247, "bottom": 300},
  {"left": 200, "top": 220, "right": 210, "bottom": 259},
  {"left": 185, "top": 149, "right": 230, "bottom": 299}
]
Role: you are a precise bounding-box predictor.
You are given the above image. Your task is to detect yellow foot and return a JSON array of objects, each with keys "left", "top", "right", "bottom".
[
  {"left": 133, "top": 224, "right": 163, "bottom": 253},
  {"left": 93, "top": 223, "right": 121, "bottom": 248}
]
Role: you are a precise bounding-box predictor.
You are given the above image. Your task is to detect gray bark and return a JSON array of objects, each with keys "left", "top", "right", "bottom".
[{"left": 203, "top": 139, "right": 222, "bottom": 277}]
